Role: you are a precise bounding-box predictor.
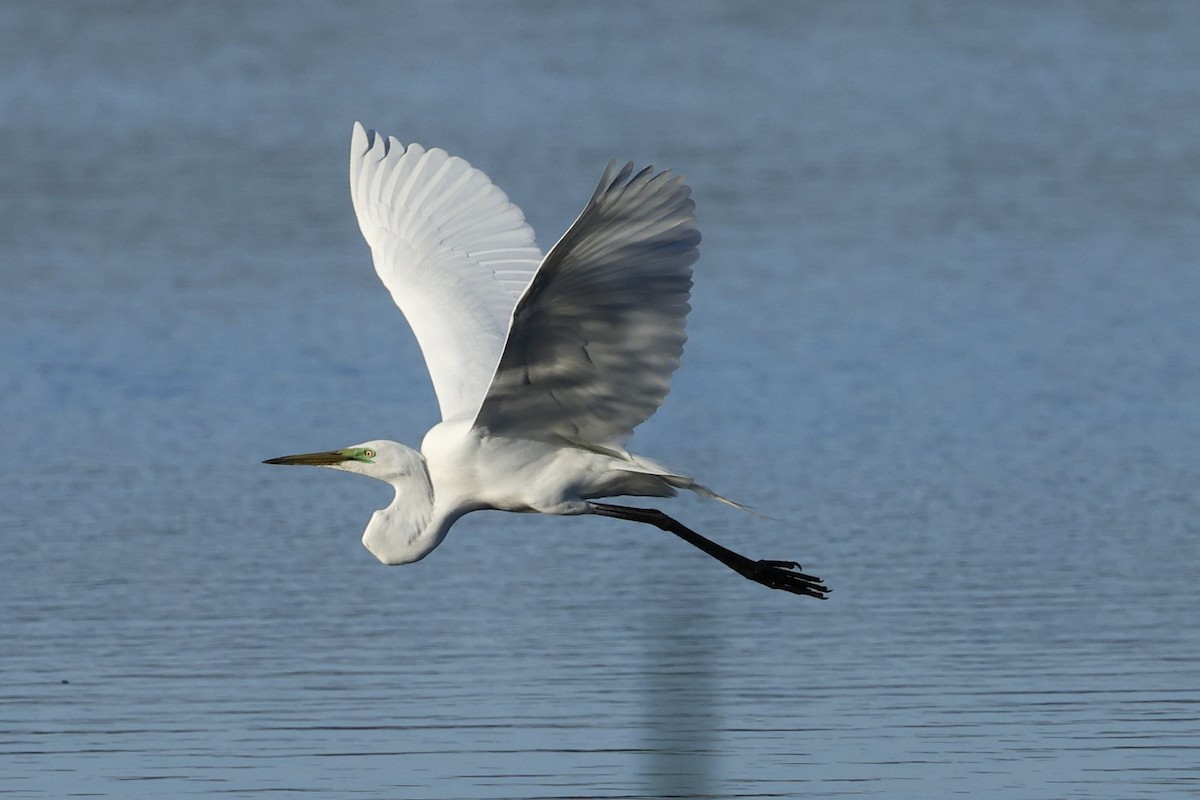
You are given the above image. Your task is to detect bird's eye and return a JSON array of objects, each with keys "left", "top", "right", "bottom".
[{"left": 364, "top": 449, "right": 376, "bottom": 458}]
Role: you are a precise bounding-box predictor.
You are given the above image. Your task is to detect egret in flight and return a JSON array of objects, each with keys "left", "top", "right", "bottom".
[{"left": 265, "top": 123, "right": 828, "bottom": 599}]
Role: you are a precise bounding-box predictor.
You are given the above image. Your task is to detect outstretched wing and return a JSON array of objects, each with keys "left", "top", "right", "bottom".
[
  {"left": 349, "top": 123, "right": 543, "bottom": 422},
  {"left": 474, "top": 160, "right": 699, "bottom": 445}
]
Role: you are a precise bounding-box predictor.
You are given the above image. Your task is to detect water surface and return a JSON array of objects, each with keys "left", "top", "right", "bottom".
[{"left": 2, "top": 3, "right": 1198, "bottom": 798}]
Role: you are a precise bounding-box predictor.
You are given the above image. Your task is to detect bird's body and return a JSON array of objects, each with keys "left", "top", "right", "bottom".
[
  {"left": 352, "top": 426, "right": 684, "bottom": 566},
  {"left": 266, "top": 123, "right": 828, "bottom": 598}
]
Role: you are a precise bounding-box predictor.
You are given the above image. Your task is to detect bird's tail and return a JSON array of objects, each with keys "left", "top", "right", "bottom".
[
  {"left": 660, "top": 474, "right": 770, "bottom": 519},
  {"left": 564, "top": 436, "right": 769, "bottom": 518},
  {"left": 619, "top": 450, "right": 769, "bottom": 519}
]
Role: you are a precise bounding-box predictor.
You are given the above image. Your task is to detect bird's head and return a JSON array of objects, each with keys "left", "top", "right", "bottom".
[{"left": 263, "top": 440, "right": 424, "bottom": 483}]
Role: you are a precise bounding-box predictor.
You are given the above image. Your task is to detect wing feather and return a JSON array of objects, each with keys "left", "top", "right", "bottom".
[
  {"left": 474, "top": 159, "right": 699, "bottom": 444},
  {"left": 348, "top": 123, "right": 543, "bottom": 422}
]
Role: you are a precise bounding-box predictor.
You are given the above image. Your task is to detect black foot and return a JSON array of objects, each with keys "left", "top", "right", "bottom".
[{"left": 743, "top": 559, "right": 830, "bottom": 599}]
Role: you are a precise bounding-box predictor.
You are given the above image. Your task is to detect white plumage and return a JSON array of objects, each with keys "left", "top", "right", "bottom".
[
  {"left": 349, "top": 124, "right": 542, "bottom": 422},
  {"left": 266, "top": 123, "right": 828, "bottom": 598}
]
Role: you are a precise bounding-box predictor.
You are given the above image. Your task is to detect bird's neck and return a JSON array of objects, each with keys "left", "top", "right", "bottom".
[{"left": 361, "top": 463, "right": 443, "bottom": 565}]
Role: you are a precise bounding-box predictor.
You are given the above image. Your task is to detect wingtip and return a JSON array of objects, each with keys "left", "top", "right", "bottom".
[
  {"left": 593, "top": 158, "right": 694, "bottom": 203},
  {"left": 592, "top": 158, "right": 635, "bottom": 201},
  {"left": 352, "top": 120, "right": 378, "bottom": 151},
  {"left": 350, "top": 122, "right": 373, "bottom": 175}
]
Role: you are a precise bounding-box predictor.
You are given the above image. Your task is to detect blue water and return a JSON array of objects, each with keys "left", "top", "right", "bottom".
[{"left": 3, "top": 3, "right": 1199, "bottom": 798}]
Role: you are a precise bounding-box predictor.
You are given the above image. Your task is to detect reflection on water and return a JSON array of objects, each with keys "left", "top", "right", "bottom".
[
  {"left": 2, "top": 2, "right": 1199, "bottom": 798},
  {"left": 642, "top": 591, "right": 718, "bottom": 797}
]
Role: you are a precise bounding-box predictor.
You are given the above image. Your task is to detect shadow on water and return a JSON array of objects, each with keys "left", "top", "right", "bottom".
[{"left": 642, "top": 592, "right": 718, "bottom": 798}]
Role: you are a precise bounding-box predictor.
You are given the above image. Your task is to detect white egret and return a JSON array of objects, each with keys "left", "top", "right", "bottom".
[{"left": 265, "top": 123, "right": 828, "bottom": 598}]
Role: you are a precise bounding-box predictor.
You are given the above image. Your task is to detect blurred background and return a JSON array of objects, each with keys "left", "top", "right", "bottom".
[{"left": 2, "top": 2, "right": 1198, "bottom": 798}]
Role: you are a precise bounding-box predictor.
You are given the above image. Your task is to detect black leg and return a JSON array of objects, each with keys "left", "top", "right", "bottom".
[{"left": 589, "top": 503, "right": 829, "bottom": 599}]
